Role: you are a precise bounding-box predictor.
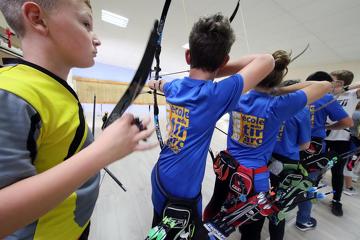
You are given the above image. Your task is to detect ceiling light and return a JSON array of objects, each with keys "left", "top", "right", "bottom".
[{"left": 101, "top": 10, "right": 129, "bottom": 28}]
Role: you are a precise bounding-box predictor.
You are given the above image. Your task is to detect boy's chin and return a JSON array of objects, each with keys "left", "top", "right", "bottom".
[{"left": 75, "top": 59, "right": 95, "bottom": 68}]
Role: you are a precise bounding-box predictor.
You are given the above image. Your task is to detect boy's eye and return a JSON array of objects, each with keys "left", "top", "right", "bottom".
[{"left": 83, "top": 22, "right": 91, "bottom": 29}]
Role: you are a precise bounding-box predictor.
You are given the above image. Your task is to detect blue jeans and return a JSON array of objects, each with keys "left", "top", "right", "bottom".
[
  {"left": 296, "top": 171, "right": 319, "bottom": 223},
  {"left": 296, "top": 200, "right": 312, "bottom": 224}
]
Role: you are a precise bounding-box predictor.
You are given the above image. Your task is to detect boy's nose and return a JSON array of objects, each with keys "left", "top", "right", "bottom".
[{"left": 93, "top": 35, "right": 101, "bottom": 47}]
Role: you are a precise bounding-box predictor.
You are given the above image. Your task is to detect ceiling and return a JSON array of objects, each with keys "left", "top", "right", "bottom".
[
  {"left": 1, "top": 0, "right": 359, "bottom": 74},
  {"left": 90, "top": 0, "right": 360, "bottom": 74}
]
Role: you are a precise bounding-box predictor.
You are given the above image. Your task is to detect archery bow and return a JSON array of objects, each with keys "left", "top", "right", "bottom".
[
  {"left": 153, "top": 0, "right": 173, "bottom": 149},
  {"left": 230, "top": 0, "right": 241, "bottom": 23},
  {"left": 100, "top": 20, "right": 159, "bottom": 192},
  {"left": 141, "top": 90, "right": 165, "bottom": 97},
  {"left": 103, "top": 21, "right": 159, "bottom": 128},
  {"left": 290, "top": 43, "right": 310, "bottom": 63},
  {"left": 156, "top": 69, "right": 189, "bottom": 78}
]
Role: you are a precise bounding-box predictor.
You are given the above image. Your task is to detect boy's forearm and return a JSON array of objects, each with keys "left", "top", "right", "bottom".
[
  {"left": 148, "top": 79, "right": 165, "bottom": 92},
  {"left": 0, "top": 144, "right": 104, "bottom": 238},
  {"left": 347, "top": 83, "right": 360, "bottom": 90},
  {"left": 326, "top": 117, "right": 353, "bottom": 130},
  {"left": 275, "top": 82, "right": 313, "bottom": 95},
  {"left": 326, "top": 122, "right": 346, "bottom": 130},
  {"left": 216, "top": 54, "right": 262, "bottom": 78},
  {"left": 299, "top": 142, "right": 310, "bottom": 151}
]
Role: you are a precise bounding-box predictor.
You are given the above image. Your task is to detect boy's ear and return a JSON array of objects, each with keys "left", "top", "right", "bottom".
[
  {"left": 185, "top": 49, "right": 191, "bottom": 65},
  {"left": 220, "top": 55, "right": 230, "bottom": 69},
  {"left": 22, "top": 2, "right": 49, "bottom": 36}
]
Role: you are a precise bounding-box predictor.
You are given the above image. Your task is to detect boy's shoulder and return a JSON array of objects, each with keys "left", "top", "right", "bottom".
[
  {"left": 0, "top": 59, "right": 46, "bottom": 101},
  {"left": 0, "top": 58, "right": 42, "bottom": 81},
  {"left": 0, "top": 58, "right": 80, "bottom": 118},
  {"left": 323, "top": 93, "right": 334, "bottom": 101},
  {"left": 215, "top": 73, "right": 243, "bottom": 83},
  {"left": 167, "top": 74, "right": 242, "bottom": 86},
  {"left": 0, "top": 88, "right": 37, "bottom": 115},
  {"left": 295, "top": 107, "right": 311, "bottom": 120},
  {"left": 164, "top": 77, "right": 209, "bottom": 91},
  {"left": 0, "top": 58, "right": 75, "bottom": 95}
]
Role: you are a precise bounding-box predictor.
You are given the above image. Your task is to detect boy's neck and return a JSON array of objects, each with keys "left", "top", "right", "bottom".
[
  {"left": 189, "top": 68, "right": 216, "bottom": 81},
  {"left": 22, "top": 40, "right": 70, "bottom": 81}
]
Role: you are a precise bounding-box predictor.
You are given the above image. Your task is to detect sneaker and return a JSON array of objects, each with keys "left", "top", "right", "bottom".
[
  {"left": 331, "top": 201, "right": 343, "bottom": 217},
  {"left": 344, "top": 187, "right": 357, "bottom": 196},
  {"left": 296, "top": 217, "right": 317, "bottom": 231}
]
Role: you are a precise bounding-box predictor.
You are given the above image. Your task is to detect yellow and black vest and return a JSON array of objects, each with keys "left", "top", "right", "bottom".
[{"left": 0, "top": 58, "right": 99, "bottom": 240}]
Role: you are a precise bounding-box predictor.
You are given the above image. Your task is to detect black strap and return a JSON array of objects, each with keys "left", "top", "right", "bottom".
[
  {"left": 209, "top": 147, "right": 216, "bottom": 162},
  {"left": 28, "top": 113, "right": 41, "bottom": 163},
  {"left": 272, "top": 153, "right": 298, "bottom": 164},
  {"left": 64, "top": 102, "right": 86, "bottom": 160},
  {"left": 155, "top": 163, "right": 201, "bottom": 205}
]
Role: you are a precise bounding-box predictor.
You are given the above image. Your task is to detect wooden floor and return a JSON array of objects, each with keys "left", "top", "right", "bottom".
[{"left": 88, "top": 116, "right": 360, "bottom": 240}]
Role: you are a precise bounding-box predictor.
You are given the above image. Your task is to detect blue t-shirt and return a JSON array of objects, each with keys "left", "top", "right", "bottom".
[
  {"left": 273, "top": 108, "right": 311, "bottom": 161},
  {"left": 151, "top": 74, "right": 244, "bottom": 215},
  {"left": 309, "top": 94, "right": 348, "bottom": 138},
  {"left": 227, "top": 90, "right": 307, "bottom": 192}
]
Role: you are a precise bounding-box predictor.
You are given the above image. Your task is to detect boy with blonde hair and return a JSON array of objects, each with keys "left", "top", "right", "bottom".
[
  {"left": 326, "top": 70, "right": 358, "bottom": 215},
  {"left": 0, "top": 1, "right": 154, "bottom": 239}
]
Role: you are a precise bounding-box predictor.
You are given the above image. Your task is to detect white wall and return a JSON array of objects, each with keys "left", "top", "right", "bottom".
[
  {"left": 67, "top": 69, "right": 77, "bottom": 91},
  {"left": 0, "top": 13, "right": 7, "bottom": 29},
  {"left": 288, "top": 60, "right": 360, "bottom": 82}
]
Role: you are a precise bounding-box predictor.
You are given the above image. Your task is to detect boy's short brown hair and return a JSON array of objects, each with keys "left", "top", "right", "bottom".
[
  {"left": 189, "top": 13, "right": 235, "bottom": 72},
  {"left": 331, "top": 70, "right": 354, "bottom": 86},
  {"left": 0, "top": 0, "right": 91, "bottom": 38}
]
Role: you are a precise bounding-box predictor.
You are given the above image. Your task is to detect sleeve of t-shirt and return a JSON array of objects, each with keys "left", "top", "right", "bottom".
[
  {"left": 272, "top": 90, "right": 308, "bottom": 122},
  {"left": 349, "top": 89, "right": 358, "bottom": 100},
  {"left": 0, "top": 90, "right": 40, "bottom": 189},
  {"left": 211, "top": 74, "right": 244, "bottom": 118},
  {"left": 297, "top": 109, "right": 311, "bottom": 145},
  {"left": 326, "top": 94, "right": 349, "bottom": 121},
  {"left": 163, "top": 80, "right": 175, "bottom": 96}
]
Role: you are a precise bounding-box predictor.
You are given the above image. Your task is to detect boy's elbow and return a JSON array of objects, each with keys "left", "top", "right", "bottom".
[
  {"left": 262, "top": 54, "right": 275, "bottom": 71},
  {"left": 300, "top": 142, "right": 310, "bottom": 151},
  {"left": 320, "top": 81, "right": 332, "bottom": 93},
  {"left": 340, "top": 117, "right": 354, "bottom": 128},
  {"left": 346, "top": 117, "right": 354, "bottom": 127},
  {"left": 254, "top": 54, "right": 275, "bottom": 77}
]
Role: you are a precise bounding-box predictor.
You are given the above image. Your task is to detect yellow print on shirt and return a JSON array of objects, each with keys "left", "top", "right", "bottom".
[
  {"left": 309, "top": 105, "right": 315, "bottom": 128},
  {"left": 277, "top": 123, "right": 285, "bottom": 142},
  {"left": 231, "top": 112, "right": 265, "bottom": 147},
  {"left": 166, "top": 103, "right": 190, "bottom": 153}
]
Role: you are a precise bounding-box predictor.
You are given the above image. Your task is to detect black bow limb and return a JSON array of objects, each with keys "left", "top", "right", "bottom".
[{"left": 100, "top": 20, "right": 159, "bottom": 192}]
